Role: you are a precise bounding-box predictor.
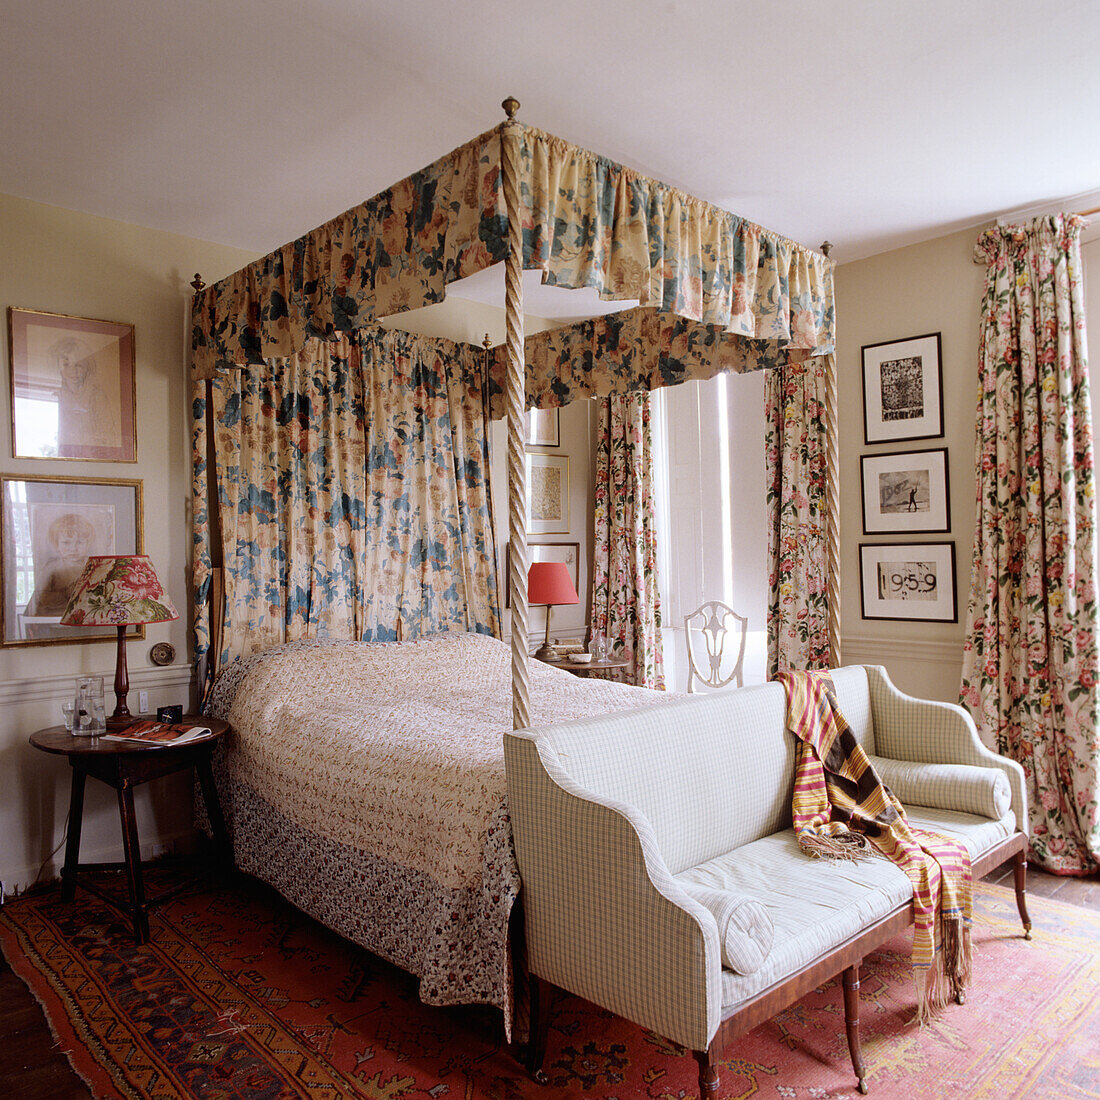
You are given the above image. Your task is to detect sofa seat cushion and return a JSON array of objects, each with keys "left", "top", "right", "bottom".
[
  {"left": 676, "top": 808, "right": 1016, "bottom": 1014},
  {"left": 903, "top": 806, "right": 1015, "bottom": 859}
]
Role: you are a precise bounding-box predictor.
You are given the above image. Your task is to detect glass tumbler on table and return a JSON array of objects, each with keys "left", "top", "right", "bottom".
[{"left": 74, "top": 675, "right": 106, "bottom": 737}]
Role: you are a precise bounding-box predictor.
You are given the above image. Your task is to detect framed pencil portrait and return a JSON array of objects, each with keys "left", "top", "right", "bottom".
[
  {"left": 8, "top": 307, "right": 137, "bottom": 462},
  {"left": 525, "top": 453, "right": 569, "bottom": 534},
  {"left": 859, "top": 541, "right": 957, "bottom": 623},
  {"left": 861, "top": 333, "right": 943, "bottom": 445},
  {"left": 860, "top": 448, "right": 950, "bottom": 535},
  {"left": 1, "top": 474, "right": 144, "bottom": 647}
]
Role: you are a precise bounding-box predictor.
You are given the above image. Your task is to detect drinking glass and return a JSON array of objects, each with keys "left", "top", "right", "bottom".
[
  {"left": 61, "top": 701, "right": 75, "bottom": 732},
  {"left": 74, "top": 675, "right": 105, "bottom": 737}
]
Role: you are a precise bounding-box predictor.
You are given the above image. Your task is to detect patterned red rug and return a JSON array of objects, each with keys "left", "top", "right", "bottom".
[{"left": 1, "top": 872, "right": 1097, "bottom": 1099}]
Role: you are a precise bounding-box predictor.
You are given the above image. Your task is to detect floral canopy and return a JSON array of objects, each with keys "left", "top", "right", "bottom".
[
  {"left": 191, "top": 123, "right": 834, "bottom": 386},
  {"left": 191, "top": 113, "right": 837, "bottom": 721}
]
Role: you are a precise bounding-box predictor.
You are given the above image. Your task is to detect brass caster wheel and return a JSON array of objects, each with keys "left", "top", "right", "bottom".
[
  {"left": 1024, "top": 928, "right": 1033, "bottom": 941},
  {"left": 858, "top": 1078, "right": 869, "bottom": 1094},
  {"left": 531, "top": 1069, "right": 549, "bottom": 1086},
  {"left": 955, "top": 991, "right": 966, "bottom": 1005}
]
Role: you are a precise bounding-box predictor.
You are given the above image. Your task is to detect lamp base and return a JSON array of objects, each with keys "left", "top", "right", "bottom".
[
  {"left": 534, "top": 642, "right": 560, "bottom": 661},
  {"left": 106, "top": 711, "right": 133, "bottom": 731}
]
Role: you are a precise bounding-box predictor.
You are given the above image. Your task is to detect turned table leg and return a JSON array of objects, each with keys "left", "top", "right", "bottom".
[{"left": 60, "top": 767, "right": 86, "bottom": 903}]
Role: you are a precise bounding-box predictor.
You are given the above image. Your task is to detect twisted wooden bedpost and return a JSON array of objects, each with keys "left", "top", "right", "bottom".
[
  {"left": 824, "top": 350, "right": 841, "bottom": 669},
  {"left": 819, "top": 241, "right": 840, "bottom": 670},
  {"left": 501, "top": 96, "right": 531, "bottom": 730}
]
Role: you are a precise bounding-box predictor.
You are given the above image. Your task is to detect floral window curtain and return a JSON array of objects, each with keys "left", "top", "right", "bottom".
[
  {"left": 764, "top": 355, "right": 830, "bottom": 676},
  {"left": 192, "top": 328, "right": 500, "bottom": 677},
  {"left": 961, "top": 214, "right": 1099, "bottom": 875},
  {"left": 591, "top": 391, "right": 664, "bottom": 689}
]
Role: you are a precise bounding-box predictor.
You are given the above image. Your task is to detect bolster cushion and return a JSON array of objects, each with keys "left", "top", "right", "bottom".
[
  {"left": 681, "top": 884, "right": 774, "bottom": 974},
  {"left": 869, "top": 755, "right": 1012, "bottom": 821}
]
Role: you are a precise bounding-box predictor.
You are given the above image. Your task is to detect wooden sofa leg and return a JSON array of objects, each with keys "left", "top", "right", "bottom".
[
  {"left": 695, "top": 1046, "right": 720, "bottom": 1096},
  {"left": 842, "top": 965, "right": 869, "bottom": 1094},
  {"left": 525, "top": 975, "right": 551, "bottom": 1083},
  {"left": 1013, "top": 849, "right": 1033, "bottom": 940}
]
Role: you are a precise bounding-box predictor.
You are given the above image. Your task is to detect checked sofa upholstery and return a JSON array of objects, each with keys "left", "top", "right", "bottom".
[{"left": 504, "top": 664, "right": 1031, "bottom": 1097}]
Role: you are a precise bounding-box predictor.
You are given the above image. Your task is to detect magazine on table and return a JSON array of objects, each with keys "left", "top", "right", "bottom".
[{"left": 102, "top": 719, "right": 213, "bottom": 747}]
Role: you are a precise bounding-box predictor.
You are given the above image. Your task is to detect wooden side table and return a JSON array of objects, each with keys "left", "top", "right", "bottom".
[
  {"left": 542, "top": 656, "right": 631, "bottom": 678},
  {"left": 30, "top": 717, "right": 231, "bottom": 945}
]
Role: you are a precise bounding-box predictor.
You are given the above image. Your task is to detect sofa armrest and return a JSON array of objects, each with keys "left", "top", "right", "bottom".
[
  {"left": 504, "top": 729, "right": 723, "bottom": 1053},
  {"left": 864, "top": 665, "right": 1028, "bottom": 835}
]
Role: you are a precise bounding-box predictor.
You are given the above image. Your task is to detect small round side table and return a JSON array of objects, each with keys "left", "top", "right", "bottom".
[{"left": 30, "top": 717, "right": 231, "bottom": 945}]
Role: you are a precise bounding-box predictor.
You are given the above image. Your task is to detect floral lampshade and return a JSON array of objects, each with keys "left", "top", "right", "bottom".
[{"left": 61, "top": 555, "right": 179, "bottom": 626}]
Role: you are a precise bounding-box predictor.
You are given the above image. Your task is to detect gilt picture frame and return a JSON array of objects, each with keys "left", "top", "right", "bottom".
[
  {"left": 8, "top": 307, "right": 137, "bottom": 462},
  {"left": 860, "top": 447, "right": 950, "bottom": 535},
  {"left": 859, "top": 541, "right": 957, "bottom": 623},
  {"left": 861, "top": 332, "right": 943, "bottom": 445},
  {"left": 1, "top": 474, "right": 144, "bottom": 647}
]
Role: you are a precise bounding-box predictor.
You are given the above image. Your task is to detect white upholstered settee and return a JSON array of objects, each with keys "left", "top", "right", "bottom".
[{"left": 503, "top": 665, "right": 1031, "bottom": 1097}]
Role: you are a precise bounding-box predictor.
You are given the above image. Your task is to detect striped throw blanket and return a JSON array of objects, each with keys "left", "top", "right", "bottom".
[{"left": 776, "top": 669, "right": 972, "bottom": 1021}]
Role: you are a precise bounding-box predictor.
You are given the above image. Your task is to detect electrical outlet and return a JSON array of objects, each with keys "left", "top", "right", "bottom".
[{"left": 139, "top": 690, "right": 149, "bottom": 713}]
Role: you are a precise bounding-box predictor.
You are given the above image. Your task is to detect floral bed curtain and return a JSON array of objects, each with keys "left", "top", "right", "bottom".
[
  {"left": 960, "top": 214, "right": 1099, "bottom": 875},
  {"left": 764, "top": 355, "right": 831, "bottom": 675},
  {"left": 591, "top": 392, "right": 664, "bottom": 689},
  {"left": 192, "top": 327, "right": 499, "bottom": 677}
]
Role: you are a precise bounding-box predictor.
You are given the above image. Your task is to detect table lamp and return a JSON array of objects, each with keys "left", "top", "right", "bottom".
[
  {"left": 528, "top": 561, "right": 579, "bottom": 661},
  {"left": 61, "top": 555, "right": 179, "bottom": 729}
]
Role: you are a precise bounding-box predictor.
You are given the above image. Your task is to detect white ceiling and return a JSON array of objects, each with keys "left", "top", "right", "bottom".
[{"left": 2, "top": 0, "right": 1099, "bottom": 270}]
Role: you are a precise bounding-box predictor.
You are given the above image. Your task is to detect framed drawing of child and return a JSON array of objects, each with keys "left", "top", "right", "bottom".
[
  {"left": 0, "top": 475, "right": 144, "bottom": 647},
  {"left": 8, "top": 307, "right": 137, "bottom": 462}
]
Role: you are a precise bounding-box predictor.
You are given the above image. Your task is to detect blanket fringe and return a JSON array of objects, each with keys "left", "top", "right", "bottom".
[
  {"left": 914, "top": 917, "right": 973, "bottom": 1025},
  {"left": 797, "top": 829, "right": 869, "bottom": 861}
]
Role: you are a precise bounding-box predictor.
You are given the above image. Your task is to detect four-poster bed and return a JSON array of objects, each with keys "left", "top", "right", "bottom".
[{"left": 188, "top": 97, "right": 836, "bottom": 1058}]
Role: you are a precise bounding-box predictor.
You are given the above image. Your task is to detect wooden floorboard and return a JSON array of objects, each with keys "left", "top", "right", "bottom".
[{"left": 0, "top": 866, "right": 1096, "bottom": 1094}]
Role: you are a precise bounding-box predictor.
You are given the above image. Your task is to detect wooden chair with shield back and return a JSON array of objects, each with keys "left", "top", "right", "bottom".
[{"left": 683, "top": 600, "right": 748, "bottom": 693}]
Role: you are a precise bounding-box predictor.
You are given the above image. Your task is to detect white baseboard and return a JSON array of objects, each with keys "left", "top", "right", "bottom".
[{"left": 3, "top": 826, "right": 197, "bottom": 900}]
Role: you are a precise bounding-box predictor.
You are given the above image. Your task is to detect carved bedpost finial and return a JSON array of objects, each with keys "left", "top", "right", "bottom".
[
  {"left": 819, "top": 241, "right": 833, "bottom": 258},
  {"left": 190, "top": 273, "right": 206, "bottom": 292},
  {"left": 502, "top": 96, "right": 521, "bottom": 120}
]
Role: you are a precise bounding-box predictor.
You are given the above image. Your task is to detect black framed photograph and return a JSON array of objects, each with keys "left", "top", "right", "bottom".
[
  {"left": 8, "top": 307, "right": 137, "bottom": 462},
  {"left": 526, "top": 407, "right": 560, "bottom": 447},
  {"left": 861, "top": 333, "right": 943, "bottom": 444},
  {"left": 1, "top": 474, "right": 144, "bottom": 647},
  {"left": 505, "top": 541, "right": 580, "bottom": 607},
  {"left": 860, "top": 448, "right": 950, "bottom": 535},
  {"left": 859, "top": 541, "right": 957, "bottom": 623}
]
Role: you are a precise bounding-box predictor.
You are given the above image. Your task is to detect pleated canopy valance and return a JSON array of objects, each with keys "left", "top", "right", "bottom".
[{"left": 190, "top": 123, "right": 834, "bottom": 382}]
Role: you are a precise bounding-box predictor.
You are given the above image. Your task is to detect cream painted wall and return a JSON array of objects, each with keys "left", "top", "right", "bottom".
[
  {"left": 836, "top": 227, "right": 985, "bottom": 702},
  {"left": 837, "top": 224, "right": 1100, "bottom": 704},
  {"left": 0, "top": 193, "right": 256, "bottom": 894}
]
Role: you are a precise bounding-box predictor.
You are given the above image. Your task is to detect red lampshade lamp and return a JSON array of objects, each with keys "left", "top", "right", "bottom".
[
  {"left": 61, "top": 555, "right": 179, "bottom": 729},
  {"left": 528, "top": 561, "right": 579, "bottom": 662}
]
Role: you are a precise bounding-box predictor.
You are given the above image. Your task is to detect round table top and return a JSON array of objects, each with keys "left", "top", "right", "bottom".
[
  {"left": 547, "top": 656, "right": 630, "bottom": 671},
  {"left": 30, "top": 716, "right": 229, "bottom": 757}
]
